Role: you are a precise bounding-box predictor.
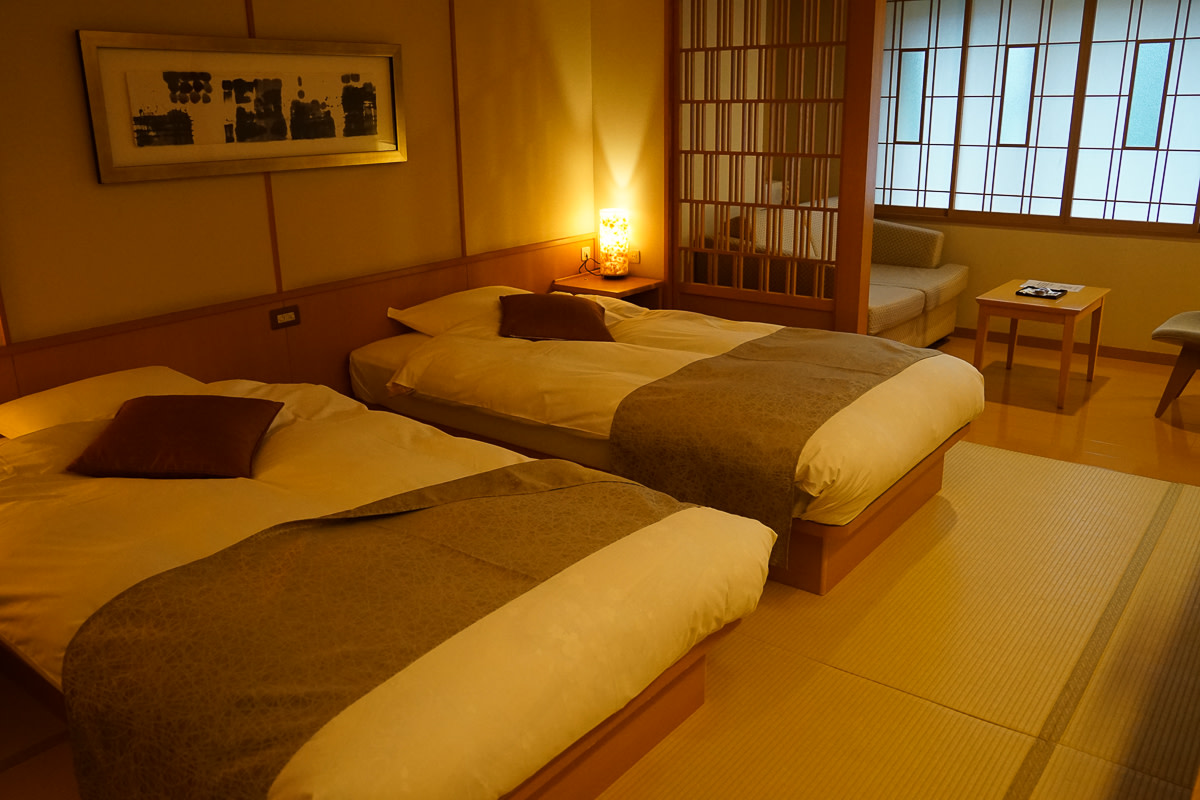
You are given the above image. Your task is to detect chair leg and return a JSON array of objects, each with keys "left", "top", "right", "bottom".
[{"left": 1156, "top": 345, "right": 1200, "bottom": 417}]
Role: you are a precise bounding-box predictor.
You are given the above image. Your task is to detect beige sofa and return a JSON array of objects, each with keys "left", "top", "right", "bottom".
[
  {"left": 868, "top": 219, "right": 968, "bottom": 347},
  {"left": 695, "top": 205, "right": 966, "bottom": 347}
]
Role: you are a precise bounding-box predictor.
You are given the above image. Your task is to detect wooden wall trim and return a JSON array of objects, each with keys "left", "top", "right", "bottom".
[
  {"left": 835, "top": 0, "right": 886, "bottom": 336},
  {"left": 449, "top": 0, "right": 469, "bottom": 259},
  {"left": 0, "top": 236, "right": 591, "bottom": 403},
  {"left": 0, "top": 280, "right": 10, "bottom": 347}
]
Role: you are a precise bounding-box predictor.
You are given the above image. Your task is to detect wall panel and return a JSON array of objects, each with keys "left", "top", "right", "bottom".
[
  {"left": 254, "top": 0, "right": 466, "bottom": 289},
  {"left": 8, "top": 303, "right": 292, "bottom": 398},
  {"left": 0, "top": 1, "right": 276, "bottom": 342},
  {"left": 454, "top": 0, "right": 596, "bottom": 254},
  {"left": 0, "top": 358, "right": 17, "bottom": 406},
  {"left": 284, "top": 263, "right": 469, "bottom": 394},
  {"left": 591, "top": 0, "right": 668, "bottom": 281}
]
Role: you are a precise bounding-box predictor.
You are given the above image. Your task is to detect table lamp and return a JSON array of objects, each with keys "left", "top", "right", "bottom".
[{"left": 598, "top": 208, "right": 630, "bottom": 278}]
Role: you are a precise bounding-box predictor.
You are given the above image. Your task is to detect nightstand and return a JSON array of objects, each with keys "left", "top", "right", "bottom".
[{"left": 551, "top": 273, "right": 664, "bottom": 307}]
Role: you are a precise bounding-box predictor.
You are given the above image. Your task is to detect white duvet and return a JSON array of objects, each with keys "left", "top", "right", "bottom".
[
  {"left": 384, "top": 297, "right": 985, "bottom": 525},
  {"left": 0, "top": 378, "right": 774, "bottom": 799}
]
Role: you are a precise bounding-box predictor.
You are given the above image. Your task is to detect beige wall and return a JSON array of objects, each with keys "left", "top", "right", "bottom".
[
  {"left": 921, "top": 222, "right": 1200, "bottom": 356},
  {"left": 455, "top": 0, "right": 595, "bottom": 255},
  {"left": 591, "top": 0, "right": 667, "bottom": 280},
  {"left": 0, "top": 0, "right": 596, "bottom": 343},
  {"left": 5, "top": 0, "right": 1193, "bottom": 359}
]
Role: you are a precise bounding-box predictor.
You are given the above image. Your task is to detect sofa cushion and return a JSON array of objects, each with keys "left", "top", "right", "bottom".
[
  {"left": 872, "top": 219, "right": 944, "bottom": 267},
  {"left": 867, "top": 284, "right": 925, "bottom": 335},
  {"left": 870, "top": 262, "right": 968, "bottom": 311}
]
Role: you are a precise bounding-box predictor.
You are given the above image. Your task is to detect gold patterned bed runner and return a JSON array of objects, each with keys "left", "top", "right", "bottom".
[
  {"left": 610, "top": 328, "right": 937, "bottom": 549},
  {"left": 62, "top": 460, "right": 690, "bottom": 800}
]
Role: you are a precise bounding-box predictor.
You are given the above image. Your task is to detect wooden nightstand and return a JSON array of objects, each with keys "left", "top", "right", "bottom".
[{"left": 551, "top": 273, "right": 664, "bottom": 307}]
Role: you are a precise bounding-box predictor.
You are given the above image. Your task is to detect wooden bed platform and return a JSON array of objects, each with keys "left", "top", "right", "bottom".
[
  {"left": 0, "top": 624, "right": 733, "bottom": 800},
  {"left": 402, "top": 412, "right": 972, "bottom": 597},
  {"left": 505, "top": 624, "right": 734, "bottom": 800},
  {"left": 771, "top": 425, "right": 970, "bottom": 595}
]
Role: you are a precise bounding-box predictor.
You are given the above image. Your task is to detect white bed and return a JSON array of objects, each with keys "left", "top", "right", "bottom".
[
  {"left": 350, "top": 286, "right": 984, "bottom": 593},
  {"left": 0, "top": 366, "right": 774, "bottom": 800}
]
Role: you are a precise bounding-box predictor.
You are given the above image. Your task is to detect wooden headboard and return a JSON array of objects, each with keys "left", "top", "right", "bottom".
[{"left": 0, "top": 237, "right": 591, "bottom": 404}]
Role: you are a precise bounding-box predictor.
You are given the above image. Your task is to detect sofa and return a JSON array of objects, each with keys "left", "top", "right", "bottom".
[
  {"left": 868, "top": 218, "right": 968, "bottom": 347},
  {"left": 694, "top": 203, "right": 967, "bottom": 348}
]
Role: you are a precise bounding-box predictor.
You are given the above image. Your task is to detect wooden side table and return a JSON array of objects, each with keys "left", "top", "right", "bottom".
[
  {"left": 551, "top": 273, "right": 664, "bottom": 307},
  {"left": 974, "top": 279, "right": 1110, "bottom": 409}
]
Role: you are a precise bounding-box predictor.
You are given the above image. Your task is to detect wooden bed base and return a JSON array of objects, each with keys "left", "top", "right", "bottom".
[
  {"left": 769, "top": 425, "right": 970, "bottom": 595},
  {"left": 503, "top": 623, "right": 734, "bottom": 800},
  {"left": 0, "top": 624, "right": 734, "bottom": 799},
  {"left": 413, "top": 413, "right": 972, "bottom": 598}
]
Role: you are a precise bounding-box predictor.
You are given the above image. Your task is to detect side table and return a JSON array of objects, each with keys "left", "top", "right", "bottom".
[
  {"left": 551, "top": 273, "right": 663, "bottom": 307},
  {"left": 974, "top": 279, "right": 1110, "bottom": 409}
]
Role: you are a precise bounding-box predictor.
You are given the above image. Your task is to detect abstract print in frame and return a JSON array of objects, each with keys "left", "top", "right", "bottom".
[{"left": 78, "top": 30, "right": 406, "bottom": 183}]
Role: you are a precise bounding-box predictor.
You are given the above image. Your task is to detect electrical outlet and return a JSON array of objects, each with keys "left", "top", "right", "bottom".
[
  {"left": 270, "top": 305, "right": 301, "bottom": 329},
  {"left": 628, "top": 249, "right": 641, "bottom": 264},
  {"left": 581, "top": 245, "right": 591, "bottom": 262}
]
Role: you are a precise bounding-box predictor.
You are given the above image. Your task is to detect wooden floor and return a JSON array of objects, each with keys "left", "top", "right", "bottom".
[
  {"left": 939, "top": 335, "right": 1198, "bottom": 486},
  {"left": 0, "top": 336, "right": 1197, "bottom": 799}
]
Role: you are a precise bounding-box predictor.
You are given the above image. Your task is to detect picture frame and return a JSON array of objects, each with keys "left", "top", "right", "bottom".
[{"left": 78, "top": 30, "right": 406, "bottom": 183}]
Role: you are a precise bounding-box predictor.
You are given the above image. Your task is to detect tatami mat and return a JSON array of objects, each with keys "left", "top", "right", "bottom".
[
  {"left": 1062, "top": 486, "right": 1200, "bottom": 787},
  {"left": 600, "top": 443, "right": 1199, "bottom": 800},
  {"left": 736, "top": 443, "right": 1173, "bottom": 735},
  {"left": 601, "top": 633, "right": 1034, "bottom": 799},
  {"left": 1028, "top": 746, "right": 1190, "bottom": 800}
]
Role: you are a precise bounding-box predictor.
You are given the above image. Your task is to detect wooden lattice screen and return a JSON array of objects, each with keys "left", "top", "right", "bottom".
[{"left": 675, "top": 0, "right": 849, "bottom": 311}]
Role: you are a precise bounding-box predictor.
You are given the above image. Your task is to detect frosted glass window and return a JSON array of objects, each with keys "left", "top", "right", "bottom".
[
  {"left": 891, "top": 143, "right": 924, "bottom": 187},
  {"left": 1036, "top": 97, "right": 1074, "bottom": 146},
  {"left": 926, "top": 191, "right": 952, "bottom": 208},
  {"left": 896, "top": 50, "right": 927, "bottom": 142},
  {"left": 1000, "top": 46, "right": 1036, "bottom": 145},
  {"left": 959, "top": 97, "right": 994, "bottom": 144},
  {"left": 928, "top": 144, "right": 956, "bottom": 185},
  {"left": 1031, "top": 148, "right": 1068, "bottom": 194},
  {"left": 993, "top": 148, "right": 1028, "bottom": 194},
  {"left": 1041, "top": 44, "right": 1080, "bottom": 95},
  {"left": 955, "top": 145, "right": 989, "bottom": 193},
  {"left": 1115, "top": 150, "right": 1156, "bottom": 198},
  {"left": 932, "top": 52, "right": 963, "bottom": 94},
  {"left": 875, "top": 0, "right": 1199, "bottom": 230},
  {"left": 930, "top": 97, "right": 959, "bottom": 142},
  {"left": 1085, "top": 42, "right": 1126, "bottom": 94},
  {"left": 991, "top": 194, "right": 1023, "bottom": 213},
  {"left": 1030, "top": 196, "right": 1062, "bottom": 214},
  {"left": 1160, "top": 204, "right": 1195, "bottom": 223},
  {"left": 1124, "top": 40, "right": 1171, "bottom": 148},
  {"left": 1072, "top": 149, "right": 1115, "bottom": 199},
  {"left": 1072, "top": 198, "right": 1106, "bottom": 218},
  {"left": 1163, "top": 152, "right": 1200, "bottom": 202},
  {"left": 1078, "top": 96, "right": 1120, "bottom": 148}
]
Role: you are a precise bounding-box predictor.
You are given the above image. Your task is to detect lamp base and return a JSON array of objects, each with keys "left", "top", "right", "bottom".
[{"left": 599, "top": 257, "right": 629, "bottom": 279}]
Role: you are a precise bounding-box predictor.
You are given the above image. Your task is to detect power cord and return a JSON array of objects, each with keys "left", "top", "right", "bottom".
[{"left": 578, "top": 255, "right": 606, "bottom": 276}]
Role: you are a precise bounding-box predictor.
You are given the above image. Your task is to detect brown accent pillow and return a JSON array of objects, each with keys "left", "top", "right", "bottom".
[
  {"left": 68, "top": 394, "right": 285, "bottom": 479},
  {"left": 498, "top": 293, "right": 614, "bottom": 342}
]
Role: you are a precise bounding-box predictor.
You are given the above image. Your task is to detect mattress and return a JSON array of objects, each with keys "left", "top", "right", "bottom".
[
  {"left": 351, "top": 295, "right": 985, "bottom": 526},
  {"left": 0, "top": 374, "right": 774, "bottom": 799}
]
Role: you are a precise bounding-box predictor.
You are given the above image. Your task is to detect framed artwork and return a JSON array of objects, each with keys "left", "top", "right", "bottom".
[{"left": 78, "top": 30, "right": 406, "bottom": 183}]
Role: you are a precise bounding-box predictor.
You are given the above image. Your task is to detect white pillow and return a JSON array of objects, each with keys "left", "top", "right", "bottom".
[
  {"left": 586, "top": 294, "right": 649, "bottom": 322},
  {"left": 0, "top": 366, "right": 205, "bottom": 439},
  {"left": 386, "top": 286, "right": 530, "bottom": 337}
]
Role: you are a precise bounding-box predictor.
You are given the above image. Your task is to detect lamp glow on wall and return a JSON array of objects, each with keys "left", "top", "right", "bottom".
[{"left": 597, "top": 208, "right": 630, "bottom": 278}]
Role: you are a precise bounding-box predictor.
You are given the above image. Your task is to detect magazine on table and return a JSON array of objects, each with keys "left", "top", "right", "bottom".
[{"left": 1016, "top": 280, "right": 1083, "bottom": 299}]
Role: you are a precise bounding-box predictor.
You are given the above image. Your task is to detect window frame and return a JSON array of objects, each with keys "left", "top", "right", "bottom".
[{"left": 875, "top": 0, "right": 1200, "bottom": 238}]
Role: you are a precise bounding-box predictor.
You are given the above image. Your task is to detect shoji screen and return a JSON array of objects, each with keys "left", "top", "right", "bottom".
[{"left": 675, "top": 0, "right": 853, "bottom": 316}]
